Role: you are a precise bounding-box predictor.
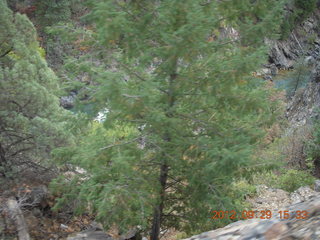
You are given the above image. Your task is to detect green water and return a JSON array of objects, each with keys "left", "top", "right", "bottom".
[{"left": 273, "top": 67, "right": 312, "bottom": 97}]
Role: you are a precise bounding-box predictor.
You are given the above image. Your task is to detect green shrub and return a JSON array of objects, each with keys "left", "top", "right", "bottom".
[
  {"left": 253, "top": 169, "right": 315, "bottom": 192},
  {"left": 278, "top": 169, "right": 315, "bottom": 192},
  {"left": 252, "top": 171, "right": 279, "bottom": 187},
  {"left": 225, "top": 179, "right": 257, "bottom": 212},
  {"left": 176, "top": 232, "right": 188, "bottom": 240},
  {"left": 294, "top": 0, "right": 317, "bottom": 18},
  {"left": 231, "top": 179, "right": 257, "bottom": 199}
]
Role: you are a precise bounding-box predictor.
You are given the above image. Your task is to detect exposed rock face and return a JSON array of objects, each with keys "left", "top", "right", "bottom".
[
  {"left": 267, "top": 38, "right": 297, "bottom": 70},
  {"left": 261, "top": 10, "right": 320, "bottom": 129},
  {"left": 286, "top": 65, "right": 320, "bottom": 127},
  {"left": 183, "top": 191, "right": 320, "bottom": 240},
  {"left": 262, "top": 11, "right": 320, "bottom": 130},
  {"left": 267, "top": 10, "right": 320, "bottom": 70}
]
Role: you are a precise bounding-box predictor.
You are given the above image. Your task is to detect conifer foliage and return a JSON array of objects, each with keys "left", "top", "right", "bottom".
[
  {"left": 0, "top": 0, "right": 71, "bottom": 180},
  {"left": 54, "top": 0, "right": 284, "bottom": 239}
]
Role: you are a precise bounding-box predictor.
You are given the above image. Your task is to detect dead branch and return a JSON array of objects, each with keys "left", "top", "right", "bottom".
[{"left": 7, "top": 198, "right": 30, "bottom": 240}]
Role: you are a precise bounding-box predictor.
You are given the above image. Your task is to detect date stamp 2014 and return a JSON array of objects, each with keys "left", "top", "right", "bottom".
[{"left": 211, "top": 210, "right": 309, "bottom": 220}]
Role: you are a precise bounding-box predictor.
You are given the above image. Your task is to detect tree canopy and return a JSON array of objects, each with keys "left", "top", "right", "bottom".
[
  {"left": 52, "top": 1, "right": 285, "bottom": 239},
  {"left": 0, "top": 0, "right": 72, "bottom": 180}
]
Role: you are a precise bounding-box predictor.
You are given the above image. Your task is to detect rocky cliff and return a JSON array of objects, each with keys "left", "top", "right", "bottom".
[
  {"left": 267, "top": 9, "right": 320, "bottom": 127},
  {"left": 267, "top": 9, "right": 320, "bottom": 71},
  {"left": 286, "top": 65, "right": 320, "bottom": 127}
]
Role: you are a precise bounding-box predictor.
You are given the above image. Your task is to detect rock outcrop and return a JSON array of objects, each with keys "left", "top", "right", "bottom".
[
  {"left": 60, "top": 92, "right": 77, "bottom": 109},
  {"left": 267, "top": 10, "right": 320, "bottom": 70},
  {"left": 286, "top": 64, "right": 320, "bottom": 127},
  {"left": 261, "top": 10, "right": 320, "bottom": 128}
]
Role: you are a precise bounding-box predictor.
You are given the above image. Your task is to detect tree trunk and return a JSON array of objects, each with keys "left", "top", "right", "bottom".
[
  {"left": 7, "top": 198, "right": 30, "bottom": 240},
  {"left": 150, "top": 60, "right": 177, "bottom": 240},
  {"left": 293, "top": 67, "right": 302, "bottom": 96},
  {"left": 0, "top": 142, "right": 10, "bottom": 178},
  {"left": 150, "top": 163, "right": 169, "bottom": 240}
]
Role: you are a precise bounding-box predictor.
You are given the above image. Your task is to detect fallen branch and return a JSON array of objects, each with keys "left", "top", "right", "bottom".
[{"left": 7, "top": 198, "right": 30, "bottom": 240}]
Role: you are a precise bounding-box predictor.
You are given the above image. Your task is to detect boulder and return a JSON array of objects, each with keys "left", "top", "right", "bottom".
[
  {"left": 67, "top": 230, "right": 113, "bottom": 240},
  {"left": 290, "top": 186, "right": 316, "bottom": 204},
  {"left": 60, "top": 95, "right": 75, "bottom": 109},
  {"left": 60, "top": 91, "right": 77, "bottom": 109},
  {"left": 314, "top": 180, "right": 320, "bottom": 192}
]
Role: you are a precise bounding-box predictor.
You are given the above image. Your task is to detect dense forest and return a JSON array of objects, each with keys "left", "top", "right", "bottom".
[{"left": 1, "top": 0, "right": 320, "bottom": 239}]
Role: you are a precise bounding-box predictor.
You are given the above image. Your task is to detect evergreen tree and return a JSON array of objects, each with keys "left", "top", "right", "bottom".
[
  {"left": 0, "top": 0, "right": 71, "bottom": 180},
  {"left": 54, "top": 0, "right": 284, "bottom": 239}
]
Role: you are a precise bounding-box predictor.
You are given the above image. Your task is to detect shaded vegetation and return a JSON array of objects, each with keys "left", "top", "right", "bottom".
[
  {"left": 281, "top": 0, "right": 317, "bottom": 39},
  {"left": 0, "top": 1, "right": 72, "bottom": 182}
]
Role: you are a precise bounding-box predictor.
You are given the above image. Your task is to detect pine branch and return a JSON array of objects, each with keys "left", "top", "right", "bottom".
[
  {"left": 0, "top": 47, "right": 12, "bottom": 58},
  {"left": 176, "top": 113, "right": 224, "bottom": 137},
  {"left": 122, "top": 93, "right": 141, "bottom": 98},
  {"left": 9, "top": 147, "right": 34, "bottom": 158},
  {"left": 100, "top": 136, "right": 143, "bottom": 150},
  {"left": 7, "top": 136, "right": 34, "bottom": 149}
]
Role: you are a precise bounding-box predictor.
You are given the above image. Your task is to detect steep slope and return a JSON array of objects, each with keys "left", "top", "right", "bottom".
[{"left": 183, "top": 187, "right": 320, "bottom": 240}]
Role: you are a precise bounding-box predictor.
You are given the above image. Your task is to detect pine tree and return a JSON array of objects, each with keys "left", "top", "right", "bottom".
[
  {"left": 0, "top": 0, "right": 72, "bottom": 180},
  {"left": 54, "top": 0, "right": 285, "bottom": 239}
]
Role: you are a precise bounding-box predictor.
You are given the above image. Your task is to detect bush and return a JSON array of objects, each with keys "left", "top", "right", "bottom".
[
  {"left": 278, "top": 169, "right": 315, "bottom": 192},
  {"left": 294, "top": 0, "right": 317, "bottom": 18},
  {"left": 252, "top": 169, "right": 315, "bottom": 192},
  {"left": 282, "top": 125, "right": 312, "bottom": 169},
  {"left": 230, "top": 179, "right": 257, "bottom": 199}
]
